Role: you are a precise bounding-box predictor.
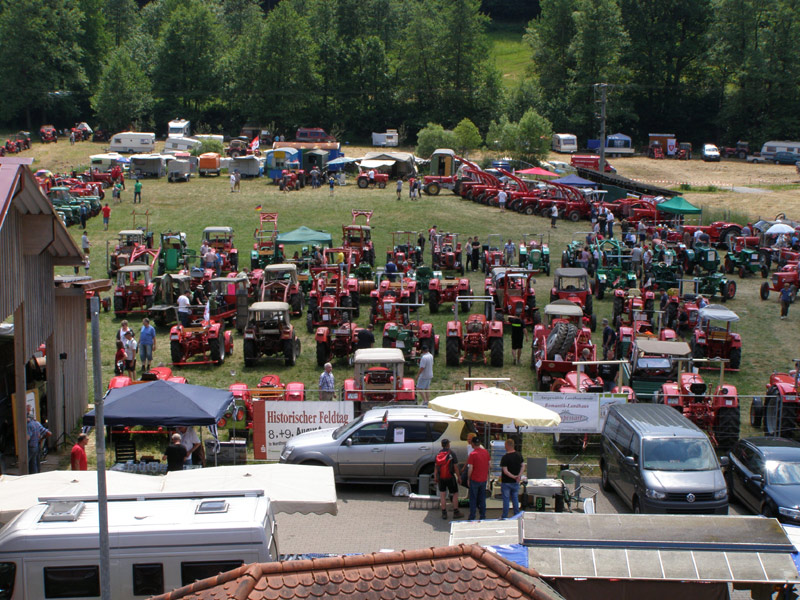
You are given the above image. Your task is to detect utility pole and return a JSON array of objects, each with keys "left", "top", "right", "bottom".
[{"left": 595, "top": 83, "right": 608, "bottom": 173}]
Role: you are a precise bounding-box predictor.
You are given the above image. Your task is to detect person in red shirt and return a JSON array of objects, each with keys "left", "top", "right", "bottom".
[
  {"left": 466, "top": 436, "right": 490, "bottom": 520},
  {"left": 71, "top": 433, "right": 89, "bottom": 470},
  {"left": 101, "top": 203, "right": 111, "bottom": 231}
]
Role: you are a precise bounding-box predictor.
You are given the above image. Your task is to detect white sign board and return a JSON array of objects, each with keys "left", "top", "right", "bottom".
[
  {"left": 256, "top": 401, "right": 355, "bottom": 461},
  {"left": 502, "top": 393, "right": 627, "bottom": 434}
]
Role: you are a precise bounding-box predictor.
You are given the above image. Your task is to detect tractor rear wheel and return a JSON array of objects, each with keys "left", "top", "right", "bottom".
[
  {"left": 350, "top": 292, "right": 360, "bottom": 318},
  {"left": 316, "top": 342, "right": 329, "bottom": 367},
  {"left": 561, "top": 251, "right": 569, "bottom": 268},
  {"left": 761, "top": 265, "right": 769, "bottom": 278},
  {"left": 546, "top": 322, "right": 568, "bottom": 360},
  {"left": 171, "top": 340, "right": 183, "bottom": 364},
  {"left": 715, "top": 407, "right": 740, "bottom": 451},
  {"left": 595, "top": 278, "right": 605, "bottom": 300},
  {"left": 750, "top": 398, "right": 764, "bottom": 428},
  {"left": 612, "top": 295, "right": 624, "bottom": 321},
  {"left": 446, "top": 337, "right": 460, "bottom": 367},
  {"left": 724, "top": 257, "right": 734, "bottom": 274},
  {"left": 428, "top": 290, "right": 440, "bottom": 313},
  {"left": 584, "top": 293, "right": 593, "bottom": 315},
  {"left": 357, "top": 178, "right": 368, "bottom": 189},
  {"left": 765, "top": 389, "right": 797, "bottom": 437},
  {"left": 760, "top": 282, "right": 770, "bottom": 300},
  {"left": 290, "top": 293, "right": 303, "bottom": 315},
  {"left": 490, "top": 337, "right": 504, "bottom": 367},
  {"left": 306, "top": 310, "right": 315, "bottom": 333},
  {"left": 210, "top": 337, "right": 225, "bottom": 364},
  {"left": 728, "top": 347, "right": 741, "bottom": 370},
  {"left": 114, "top": 296, "right": 124, "bottom": 318},
  {"left": 284, "top": 338, "right": 297, "bottom": 367},
  {"left": 459, "top": 298, "right": 471, "bottom": 313},
  {"left": 738, "top": 266, "right": 746, "bottom": 279},
  {"left": 243, "top": 339, "right": 257, "bottom": 367},
  {"left": 692, "top": 340, "right": 705, "bottom": 359}
]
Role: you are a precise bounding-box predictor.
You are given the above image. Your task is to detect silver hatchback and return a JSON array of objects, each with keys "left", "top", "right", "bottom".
[{"left": 279, "top": 406, "right": 472, "bottom": 484}]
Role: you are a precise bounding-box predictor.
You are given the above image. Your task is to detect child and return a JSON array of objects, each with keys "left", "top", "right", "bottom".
[{"left": 114, "top": 341, "right": 126, "bottom": 376}]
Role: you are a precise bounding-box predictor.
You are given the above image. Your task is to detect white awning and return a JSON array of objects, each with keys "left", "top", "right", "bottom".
[{"left": 359, "top": 159, "right": 396, "bottom": 169}]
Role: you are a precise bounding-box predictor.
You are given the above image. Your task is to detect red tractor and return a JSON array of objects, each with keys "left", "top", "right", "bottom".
[
  {"left": 356, "top": 169, "right": 389, "bottom": 189},
  {"left": 315, "top": 321, "right": 364, "bottom": 366},
  {"left": 754, "top": 364, "right": 800, "bottom": 438},
  {"left": 306, "top": 267, "right": 358, "bottom": 333},
  {"left": 113, "top": 263, "right": 156, "bottom": 317},
  {"left": 259, "top": 263, "right": 304, "bottom": 316},
  {"left": 682, "top": 221, "right": 743, "bottom": 250},
  {"left": 531, "top": 301, "right": 596, "bottom": 388},
  {"left": 342, "top": 210, "right": 375, "bottom": 266},
  {"left": 691, "top": 305, "right": 742, "bottom": 370},
  {"left": 480, "top": 234, "right": 506, "bottom": 274},
  {"left": 202, "top": 226, "right": 239, "bottom": 273},
  {"left": 226, "top": 377, "right": 305, "bottom": 434},
  {"left": 169, "top": 318, "right": 234, "bottom": 366},
  {"left": 612, "top": 288, "right": 655, "bottom": 329},
  {"left": 343, "top": 348, "right": 416, "bottom": 408},
  {"left": 382, "top": 319, "right": 439, "bottom": 362},
  {"left": 445, "top": 296, "right": 505, "bottom": 367},
  {"left": 250, "top": 212, "right": 284, "bottom": 269},
  {"left": 369, "top": 278, "right": 421, "bottom": 326},
  {"left": 242, "top": 302, "right": 301, "bottom": 367},
  {"left": 655, "top": 362, "right": 740, "bottom": 450},
  {"left": 549, "top": 268, "right": 595, "bottom": 331},
  {"left": 484, "top": 267, "right": 539, "bottom": 326},
  {"left": 39, "top": 125, "right": 58, "bottom": 143},
  {"left": 720, "top": 141, "right": 750, "bottom": 159},
  {"left": 431, "top": 232, "right": 464, "bottom": 275},
  {"left": 14, "top": 131, "right": 31, "bottom": 150},
  {"left": 386, "top": 231, "right": 423, "bottom": 270},
  {"left": 428, "top": 272, "right": 472, "bottom": 314},
  {"left": 760, "top": 263, "right": 799, "bottom": 301}
]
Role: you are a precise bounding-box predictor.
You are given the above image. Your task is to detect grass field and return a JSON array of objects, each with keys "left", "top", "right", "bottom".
[
  {"left": 23, "top": 141, "right": 800, "bottom": 462},
  {"left": 487, "top": 21, "right": 529, "bottom": 88}
]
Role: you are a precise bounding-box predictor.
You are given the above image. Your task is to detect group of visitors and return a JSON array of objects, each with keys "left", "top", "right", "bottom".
[
  {"left": 463, "top": 236, "right": 482, "bottom": 272},
  {"left": 114, "top": 318, "right": 157, "bottom": 377}
]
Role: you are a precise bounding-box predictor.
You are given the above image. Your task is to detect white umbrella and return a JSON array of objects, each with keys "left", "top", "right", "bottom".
[
  {"left": 429, "top": 387, "right": 561, "bottom": 428},
  {"left": 766, "top": 223, "right": 796, "bottom": 235}
]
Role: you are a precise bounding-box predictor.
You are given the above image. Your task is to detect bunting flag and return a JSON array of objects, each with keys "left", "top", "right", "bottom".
[{"left": 255, "top": 204, "right": 262, "bottom": 211}]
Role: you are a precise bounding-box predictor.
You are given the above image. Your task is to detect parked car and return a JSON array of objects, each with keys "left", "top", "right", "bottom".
[
  {"left": 727, "top": 436, "right": 800, "bottom": 522},
  {"left": 773, "top": 151, "right": 800, "bottom": 165},
  {"left": 702, "top": 144, "right": 721, "bottom": 162},
  {"left": 279, "top": 405, "right": 473, "bottom": 484}
]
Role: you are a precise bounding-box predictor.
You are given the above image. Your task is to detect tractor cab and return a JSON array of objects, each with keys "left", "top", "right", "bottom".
[
  {"left": 693, "top": 305, "right": 742, "bottom": 370},
  {"left": 247, "top": 301, "right": 291, "bottom": 333},
  {"left": 149, "top": 273, "right": 193, "bottom": 326},
  {"left": 629, "top": 338, "right": 692, "bottom": 400},
  {"left": 685, "top": 245, "right": 720, "bottom": 274},
  {"left": 243, "top": 302, "right": 301, "bottom": 367},
  {"left": 203, "top": 226, "right": 238, "bottom": 272},
  {"left": 259, "top": 263, "right": 304, "bottom": 316},
  {"left": 485, "top": 268, "right": 538, "bottom": 325},
  {"left": 344, "top": 348, "right": 416, "bottom": 407},
  {"left": 117, "top": 229, "right": 147, "bottom": 249},
  {"left": 550, "top": 268, "right": 594, "bottom": 330},
  {"left": 482, "top": 234, "right": 505, "bottom": 273}
]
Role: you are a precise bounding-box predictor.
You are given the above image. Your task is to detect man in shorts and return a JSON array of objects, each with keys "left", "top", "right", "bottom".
[
  {"left": 417, "top": 347, "right": 433, "bottom": 403},
  {"left": 508, "top": 314, "right": 528, "bottom": 365},
  {"left": 434, "top": 438, "right": 463, "bottom": 520}
]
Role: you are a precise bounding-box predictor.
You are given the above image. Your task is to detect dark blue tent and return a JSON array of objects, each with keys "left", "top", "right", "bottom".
[
  {"left": 551, "top": 174, "right": 598, "bottom": 188},
  {"left": 83, "top": 380, "right": 234, "bottom": 426}
]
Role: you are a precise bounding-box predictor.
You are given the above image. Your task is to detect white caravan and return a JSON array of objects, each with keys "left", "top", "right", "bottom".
[
  {"left": 108, "top": 132, "right": 156, "bottom": 154},
  {"left": 552, "top": 133, "right": 578, "bottom": 153}
]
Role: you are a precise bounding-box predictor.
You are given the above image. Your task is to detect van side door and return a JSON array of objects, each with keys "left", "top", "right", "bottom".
[
  {"left": 384, "top": 421, "right": 434, "bottom": 480},
  {"left": 615, "top": 424, "right": 637, "bottom": 503},
  {"left": 336, "top": 422, "right": 389, "bottom": 478}
]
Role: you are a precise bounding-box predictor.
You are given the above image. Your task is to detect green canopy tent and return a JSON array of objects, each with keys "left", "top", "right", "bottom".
[
  {"left": 276, "top": 226, "right": 332, "bottom": 247},
  {"left": 656, "top": 196, "right": 702, "bottom": 215}
]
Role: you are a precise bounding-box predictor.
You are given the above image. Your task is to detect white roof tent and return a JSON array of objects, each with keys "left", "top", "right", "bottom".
[
  {"left": 249, "top": 301, "right": 290, "bottom": 312},
  {"left": 634, "top": 338, "right": 692, "bottom": 356},
  {"left": 264, "top": 263, "right": 297, "bottom": 273},
  {"left": 698, "top": 304, "right": 740, "bottom": 322},
  {"left": 353, "top": 348, "right": 405, "bottom": 364},
  {"left": 450, "top": 513, "right": 800, "bottom": 587},
  {"left": 543, "top": 300, "right": 584, "bottom": 317},
  {"left": 203, "top": 226, "right": 234, "bottom": 234}
]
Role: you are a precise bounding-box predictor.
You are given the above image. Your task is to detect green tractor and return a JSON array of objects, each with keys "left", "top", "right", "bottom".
[
  {"left": 519, "top": 233, "right": 550, "bottom": 274},
  {"left": 682, "top": 244, "right": 719, "bottom": 275},
  {"left": 646, "top": 262, "right": 683, "bottom": 291},
  {"left": 560, "top": 236, "right": 591, "bottom": 274},
  {"left": 409, "top": 265, "right": 435, "bottom": 299},
  {"left": 724, "top": 245, "right": 769, "bottom": 279},
  {"left": 693, "top": 271, "right": 737, "bottom": 302},
  {"left": 157, "top": 231, "right": 196, "bottom": 275},
  {"left": 592, "top": 238, "right": 637, "bottom": 299}
]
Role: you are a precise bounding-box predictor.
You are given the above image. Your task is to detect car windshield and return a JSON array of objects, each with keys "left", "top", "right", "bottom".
[
  {"left": 766, "top": 460, "right": 800, "bottom": 485},
  {"left": 642, "top": 438, "right": 717, "bottom": 471},
  {"left": 332, "top": 414, "right": 363, "bottom": 439}
]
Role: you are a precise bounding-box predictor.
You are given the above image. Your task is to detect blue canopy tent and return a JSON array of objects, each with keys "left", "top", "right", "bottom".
[
  {"left": 551, "top": 174, "right": 598, "bottom": 188},
  {"left": 83, "top": 380, "right": 233, "bottom": 427}
]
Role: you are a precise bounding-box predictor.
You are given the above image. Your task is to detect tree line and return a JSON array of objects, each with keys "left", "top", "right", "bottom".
[{"left": 0, "top": 0, "right": 797, "bottom": 156}]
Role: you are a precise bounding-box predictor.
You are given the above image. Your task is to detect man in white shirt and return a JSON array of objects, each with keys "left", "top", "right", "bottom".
[
  {"left": 177, "top": 426, "right": 201, "bottom": 466},
  {"left": 417, "top": 348, "right": 434, "bottom": 404},
  {"left": 177, "top": 291, "right": 192, "bottom": 327},
  {"left": 497, "top": 189, "right": 507, "bottom": 210}
]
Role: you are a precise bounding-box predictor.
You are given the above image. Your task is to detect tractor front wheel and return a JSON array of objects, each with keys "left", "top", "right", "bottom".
[
  {"left": 445, "top": 337, "right": 460, "bottom": 367},
  {"left": 760, "top": 282, "right": 770, "bottom": 300},
  {"left": 243, "top": 339, "right": 257, "bottom": 367},
  {"left": 724, "top": 280, "right": 737, "bottom": 300},
  {"left": 170, "top": 340, "right": 183, "bottom": 364},
  {"left": 428, "top": 290, "right": 440, "bottom": 313},
  {"left": 426, "top": 182, "right": 440, "bottom": 196},
  {"left": 316, "top": 341, "right": 329, "bottom": 367},
  {"left": 377, "top": 181, "right": 386, "bottom": 189},
  {"left": 210, "top": 337, "right": 225, "bottom": 364},
  {"left": 489, "top": 337, "right": 504, "bottom": 367},
  {"left": 728, "top": 347, "right": 741, "bottom": 370},
  {"left": 284, "top": 338, "right": 298, "bottom": 367}
]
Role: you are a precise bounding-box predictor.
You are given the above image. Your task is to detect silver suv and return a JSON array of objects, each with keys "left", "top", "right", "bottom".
[{"left": 279, "top": 406, "right": 472, "bottom": 484}]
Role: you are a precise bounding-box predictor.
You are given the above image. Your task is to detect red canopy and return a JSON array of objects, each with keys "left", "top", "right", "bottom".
[{"left": 516, "top": 166, "right": 559, "bottom": 177}]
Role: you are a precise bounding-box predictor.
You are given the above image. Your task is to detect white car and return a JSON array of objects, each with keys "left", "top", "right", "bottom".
[{"left": 702, "top": 144, "right": 721, "bottom": 162}]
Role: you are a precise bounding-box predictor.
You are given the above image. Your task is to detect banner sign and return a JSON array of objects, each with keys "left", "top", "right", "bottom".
[
  {"left": 502, "top": 393, "right": 627, "bottom": 434},
  {"left": 253, "top": 400, "right": 355, "bottom": 460}
]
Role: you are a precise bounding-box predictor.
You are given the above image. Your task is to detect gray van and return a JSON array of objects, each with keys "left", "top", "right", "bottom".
[{"left": 600, "top": 404, "right": 729, "bottom": 514}]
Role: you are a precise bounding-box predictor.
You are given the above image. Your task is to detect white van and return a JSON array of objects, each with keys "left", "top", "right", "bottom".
[
  {"left": 163, "top": 136, "right": 201, "bottom": 154},
  {"left": 552, "top": 133, "right": 578, "bottom": 153},
  {"left": 0, "top": 491, "right": 278, "bottom": 599},
  {"left": 167, "top": 119, "right": 191, "bottom": 138},
  {"left": 108, "top": 132, "right": 156, "bottom": 154}
]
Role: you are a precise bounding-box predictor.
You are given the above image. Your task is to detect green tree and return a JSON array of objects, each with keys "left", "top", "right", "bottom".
[
  {"left": 77, "top": 0, "right": 111, "bottom": 83},
  {"left": 91, "top": 48, "right": 153, "bottom": 131},
  {"left": 105, "top": 0, "right": 139, "bottom": 45},
  {"left": 416, "top": 123, "right": 457, "bottom": 158},
  {"left": 0, "top": 0, "right": 86, "bottom": 129},
  {"left": 453, "top": 118, "right": 482, "bottom": 156},
  {"left": 514, "top": 109, "right": 552, "bottom": 162}
]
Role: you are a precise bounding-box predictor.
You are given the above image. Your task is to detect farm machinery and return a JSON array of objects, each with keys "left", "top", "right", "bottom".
[
  {"left": 148, "top": 273, "right": 192, "bottom": 327},
  {"left": 342, "top": 210, "right": 375, "bottom": 266},
  {"left": 549, "top": 268, "right": 595, "bottom": 330},
  {"left": 382, "top": 319, "right": 439, "bottom": 363},
  {"left": 534, "top": 181, "right": 592, "bottom": 222},
  {"left": 724, "top": 237, "right": 768, "bottom": 278},
  {"left": 691, "top": 305, "right": 742, "bottom": 370},
  {"left": 561, "top": 235, "right": 593, "bottom": 273},
  {"left": 422, "top": 149, "right": 480, "bottom": 196},
  {"left": 306, "top": 266, "right": 358, "bottom": 333},
  {"left": 481, "top": 234, "right": 506, "bottom": 274},
  {"left": 612, "top": 288, "right": 655, "bottom": 329},
  {"left": 169, "top": 314, "right": 234, "bottom": 366},
  {"left": 655, "top": 359, "right": 740, "bottom": 451},
  {"left": 156, "top": 231, "right": 195, "bottom": 275},
  {"left": 627, "top": 338, "right": 692, "bottom": 402},
  {"left": 531, "top": 301, "right": 596, "bottom": 388},
  {"left": 250, "top": 213, "right": 284, "bottom": 269},
  {"left": 356, "top": 170, "right": 389, "bottom": 189},
  {"left": 39, "top": 125, "right": 58, "bottom": 143},
  {"left": 682, "top": 244, "right": 721, "bottom": 275},
  {"left": 259, "top": 263, "right": 304, "bottom": 316},
  {"left": 386, "top": 231, "right": 423, "bottom": 269},
  {"left": 369, "top": 277, "right": 422, "bottom": 326},
  {"left": 113, "top": 263, "right": 157, "bottom": 317},
  {"left": 225, "top": 377, "right": 305, "bottom": 434},
  {"left": 760, "top": 263, "right": 799, "bottom": 301},
  {"left": 431, "top": 232, "right": 465, "bottom": 275},
  {"left": 315, "top": 322, "right": 364, "bottom": 366},
  {"left": 202, "top": 226, "right": 239, "bottom": 273},
  {"left": 518, "top": 233, "right": 550, "bottom": 274},
  {"left": 682, "top": 222, "right": 743, "bottom": 250},
  {"left": 343, "top": 349, "right": 416, "bottom": 409},
  {"left": 753, "top": 362, "right": 800, "bottom": 438},
  {"left": 592, "top": 238, "right": 638, "bottom": 299},
  {"left": 445, "top": 296, "right": 504, "bottom": 367},
  {"left": 242, "top": 302, "right": 301, "bottom": 367},
  {"left": 720, "top": 141, "right": 750, "bottom": 160},
  {"left": 484, "top": 268, "right": 540, "bottom": 326},
  {"left": 428, "top": 272, "right": 472, "bottom": 313}
]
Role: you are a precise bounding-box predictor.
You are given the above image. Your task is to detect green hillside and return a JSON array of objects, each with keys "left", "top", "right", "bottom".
[{"left": 487, "top": 21, "right": 529, "bottom": 89}]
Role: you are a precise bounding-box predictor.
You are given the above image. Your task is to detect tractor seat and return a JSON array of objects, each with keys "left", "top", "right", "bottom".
[{"left": 466, "top": 321, "right": 483, "bottom": 334}]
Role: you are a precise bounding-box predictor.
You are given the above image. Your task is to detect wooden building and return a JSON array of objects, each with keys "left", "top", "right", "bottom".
[{"left": 0, "top": 157, "right": 84, "bottom": 472}]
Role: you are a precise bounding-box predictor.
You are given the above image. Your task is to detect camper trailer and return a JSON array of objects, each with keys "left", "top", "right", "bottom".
[
  {"left": 229, "top": 155, "right": 263, "bottom": 178},
  {"left": 130, "top": 154, "right": 166, "bottom": 178},
  {"left": 371, "top": 130, "right": 399, "bottom": 147},
  {"left": 552, "top": 134, "right": 578, "bottom": 153},
  {"left": 108, "top": 132, "right": 156, "bottom": 154},
  {"left": 163, "top": 136, "right": 201, "bottom": 154},
  {"left": 167, "top": 159, "right": 192, "bottom": 182},
  {"left": 759, "top": 140, "right": 800, "bottom": 162},
  {"left": 89, "top": 153, "right": 127, "bottom": 171},
  {"left": 0, "top": 492, "right": 278, "bottom": 599},
  {"left": 167, "top": 119, "right": 191, "bottom": 138}
]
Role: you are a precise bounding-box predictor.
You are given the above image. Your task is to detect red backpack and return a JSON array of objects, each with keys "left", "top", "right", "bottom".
[{"left": 435, "top": 450, "right": 453, "bottom": 479}]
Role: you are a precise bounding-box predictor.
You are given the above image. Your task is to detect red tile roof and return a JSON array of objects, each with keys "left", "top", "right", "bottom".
[{"left": 152, "top": 544, "right": 562, "bottom": 600}]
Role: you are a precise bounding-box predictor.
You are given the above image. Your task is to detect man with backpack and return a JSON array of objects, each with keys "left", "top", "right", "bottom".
[{"left": 434, "top": 439, "right": 463, "bottom": 520}]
